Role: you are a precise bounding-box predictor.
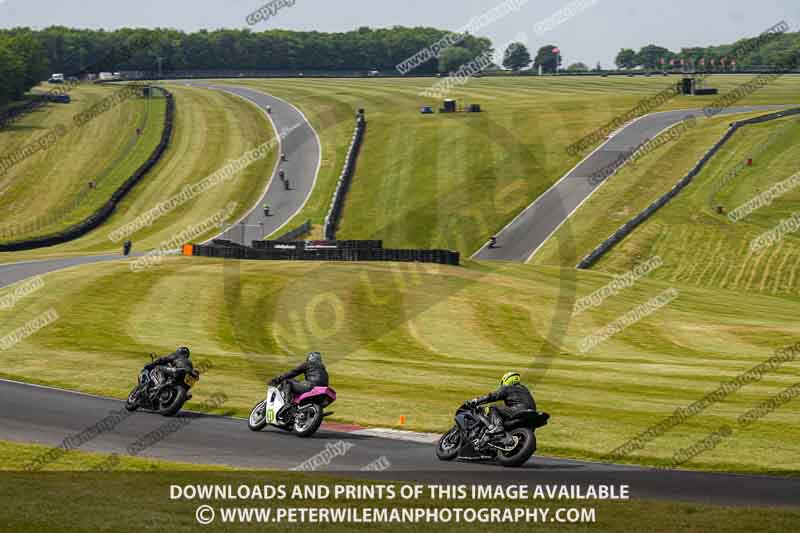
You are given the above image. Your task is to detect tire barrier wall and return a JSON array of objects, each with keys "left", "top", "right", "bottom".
[
  {"left": 577, "top": 106, "right": 800, "bottom": 269},
  {"left": 323, "top": 112, "right": 366, "bottom": 240},
  {"left": 253, "top": 239, "right": 382, "bottom": 251},
  {"left": 193, "top": 245, "right": 459, "bottom": 265},
  {"left": 191, "top": 241, "right": 459, "bottom": 266},
  {"left": 0, "top": 87, "right": 175, "bottom": 251},
  {"left": 274, "top": 219, "right": 311, "bottom": 242}
]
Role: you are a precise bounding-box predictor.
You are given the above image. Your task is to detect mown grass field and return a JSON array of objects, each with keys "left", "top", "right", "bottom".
[
  {"left": 0, "top": 84, "right": 166, "bottom": 241},
  {"left": 227, "top": 75, "right": 800, "bottom": 254},
  {"left": 1, "top": 75, "right": 799, "bottom": 480},
  {"left": 529, "top": 109, "right": 796, "bottom": 269},
  {"left": 0, "top": 85, "right": 276, "bottom": 261},
  {"left": 1, "top": 258, "right": 798, "bottom": 475},
  {"left": 592, "top": 115, "right": 800, "bottom": 297},
  {"left": 1, "top": 75, "right": 796, "bottom": 260},
  {"left": 1, "top": 440, "right": 799, "bottom": 532}
]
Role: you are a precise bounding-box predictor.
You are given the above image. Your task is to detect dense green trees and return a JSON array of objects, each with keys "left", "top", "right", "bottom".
[
  {"left": 0, "top": 25, "right": 494, "bottom": 105},
  {"left": 533, "top": 45, "right": 561, "bottom": 73},
  {"left": 614, "top": 48, "right": 637, "bottom": 70},
  {"left": 502, "top": 42, "right": 532, "bottom": 71},
  {"left": 614, "top": 30, "right": 800, "bottom": 70},
  {"left": 0, "top": 26, "right": 492, "bottom": 77},
  {"left": 438, "top": 47, "right": 476, "bottom": 73},
  {"left": 0, "top": 30, "right": 49, "bottom": 105}
]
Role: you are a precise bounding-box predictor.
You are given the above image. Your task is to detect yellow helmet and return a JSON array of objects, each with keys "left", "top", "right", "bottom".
[{"left": 501, "top": 372, "right": 521, "bottom": 386}]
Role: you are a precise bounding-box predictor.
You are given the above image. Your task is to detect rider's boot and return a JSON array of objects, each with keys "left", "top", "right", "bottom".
[
  {"left": 276, "top": 383, "right": 293, "bottom": 419},
  {"left": 476, "top": 424, "right": 505, "bottom": 448}
]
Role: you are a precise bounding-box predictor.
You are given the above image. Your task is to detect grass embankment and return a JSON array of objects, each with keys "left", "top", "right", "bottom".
[
  {"left": 0, "top": 85, "right": 276, "bottom": 261},
  {"left": 591, "top": 116, "right": 800, "bottom": 296},
  {"left": 1, "top": 440, "right": 798, "bottom": 532},
  {"left": 229, "top": 75, "right": 800, "bottom": 255},
  {"left": 1, "top": 258, "right": 798, "bottom": 474},
  {"left": 529, "top": 110, "right": 797, "bottom": 269},
  {"left": 0, "top": 84, "right": 166, "bottom": 241}
]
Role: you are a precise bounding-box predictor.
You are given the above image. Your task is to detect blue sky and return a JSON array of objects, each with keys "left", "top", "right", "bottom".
[{"left": 1, "top": 0, "right": 797, "bottom": 67}]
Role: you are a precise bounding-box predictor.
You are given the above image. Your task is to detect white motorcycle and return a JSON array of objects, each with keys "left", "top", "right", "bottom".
[{"left": 248, "top": 383, "right": 337, "bottom": 438}]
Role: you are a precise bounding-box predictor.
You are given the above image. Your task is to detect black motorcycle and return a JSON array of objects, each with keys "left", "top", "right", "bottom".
[
  {"left": 125, "top": 354, "right": 200, "bottom": 416},
  {"left": 436, "top": 403, "right": 550, "bottom": 467}
]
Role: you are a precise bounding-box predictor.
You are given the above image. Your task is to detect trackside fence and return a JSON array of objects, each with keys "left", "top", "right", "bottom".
[
  {"left": 323, "top": 112, "right": 366, "bottom": 240},
  {"left": 577, "top": 106, "right": 800, "bottom": 269}
]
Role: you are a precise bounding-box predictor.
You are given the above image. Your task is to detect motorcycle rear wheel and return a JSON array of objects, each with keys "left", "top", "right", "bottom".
[
  {"left": 248, "top": 400, "right": 268, "bottom": 431},
  {"left": 496, "top": 428, "right": 536, "bottom": 467},
  {"left": 294, "top": 404, "right": 323, "bottom": 438},
  {"left": 436, "top": 426, "right": 461, "bottom": 461}
]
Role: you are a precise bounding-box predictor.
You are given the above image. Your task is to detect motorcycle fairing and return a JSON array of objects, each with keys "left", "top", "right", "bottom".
[
  {"left": 456, "top": 438, "right": 495, "bottom": 461},
  {"left": 264, "top": 386, "right": 286, "bottom": 424}
]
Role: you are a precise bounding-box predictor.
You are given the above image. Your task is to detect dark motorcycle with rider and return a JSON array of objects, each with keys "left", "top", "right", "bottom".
[
  {"left": 436, "top": 372, "right": 550, "bottom": 467},
  {"left": 126, "top": 346, "right": 200, "bottom": 416},
  {"left": 248, "top": 351, "right": 336, "bottom": 438}
]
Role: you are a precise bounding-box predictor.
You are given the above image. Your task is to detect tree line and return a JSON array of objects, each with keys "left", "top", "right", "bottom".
[
  {"left": 0, "top": 30, "right": 49, "bottom": 106},
  {"left": 1, "top": 24, "right": 798, "bottom": 106},
  {"left": 615, "top": 30, "right": 800, "bottom": 70},
  {"left": 1, "top": 26, "right": 492, "bottom": 78}
]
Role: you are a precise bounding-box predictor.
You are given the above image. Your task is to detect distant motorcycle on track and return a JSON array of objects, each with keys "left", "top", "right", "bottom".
[
  {"left": 248, "top": 382, "right": 336, "bottom": 438},
  {"left": 436, "top": 402, "right": 550, "bottom": 467},
  {"left": 125, "top": 354, "right": 200, "bottom": 416}
]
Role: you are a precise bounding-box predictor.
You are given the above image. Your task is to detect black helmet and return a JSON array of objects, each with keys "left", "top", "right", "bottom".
[
  {"left": 307, "top": 351, "right": 322, "bottom": 364},
  {"left": 176, "top": 346, "right": 191, "bottom": 357}
]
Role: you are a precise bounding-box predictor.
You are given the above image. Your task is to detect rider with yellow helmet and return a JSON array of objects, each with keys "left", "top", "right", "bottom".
[{"left": 466, "top": 371, "right": 537, "bottom": 440}]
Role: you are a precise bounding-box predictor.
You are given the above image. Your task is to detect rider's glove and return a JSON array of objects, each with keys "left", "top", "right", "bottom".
[
  {"left": 465, "top": 399, "right": 479, "bottom": 408},
  {"left": 269, "top": 377, "right": 281, "bottom": 386}
]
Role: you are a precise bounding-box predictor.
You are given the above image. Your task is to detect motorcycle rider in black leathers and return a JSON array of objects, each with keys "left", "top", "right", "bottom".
[
  {"left": 466, "top": 372, "right": 536, "bottom": 445},
  {"left": 269, "top": 351, "right": 329, "bottom": 403},
  {"left": 145, "top": 346, "right": 193, "bottom": 398}
]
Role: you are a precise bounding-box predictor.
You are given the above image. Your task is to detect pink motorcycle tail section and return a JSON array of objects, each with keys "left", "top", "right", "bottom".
[{"left": 293, "top": 386, "right": 336, "bottom": 404}]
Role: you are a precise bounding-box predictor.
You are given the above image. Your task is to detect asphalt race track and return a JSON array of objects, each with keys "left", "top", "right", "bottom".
[
  {"left": 0, "top": 89, "right": 798, "bottom": 507},
  {"left": 181, "top": 82, "right": 322, "bottom": 245},
  {"left": 473, "top": 105, "right": 791, "bottom": 262},
  {"left": 1, "top": 378, "right": 799, "bottom": 507},
  {"left": 0, "top": 82, "right": 322, "bottom": 300}
]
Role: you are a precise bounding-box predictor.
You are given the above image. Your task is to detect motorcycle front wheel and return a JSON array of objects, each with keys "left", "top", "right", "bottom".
[
  {"left": 436, "top": 426, "right": 461, "bottom": 461},
  {"left": 125, "top": 386, "right": 141, "bottom": 412},
  {"left": 248, "top": 400, "right": 268, "bottom": 431},
  {"left": 294, "top": 404, "right": 323, "bottom": 438},
  {"left": 496, "top": 428, "right": 536, "bottom": 467}
]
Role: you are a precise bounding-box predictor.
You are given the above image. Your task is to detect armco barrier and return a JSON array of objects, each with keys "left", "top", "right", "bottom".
[
  {"left": 0, "top": 87, "right": 174, "bottom": 251},
  {"left": 577, "top": 106, "right": 800, "bottom": 269},
  {"left": 323, "top": 112, "right": 366, "bottom": 240},
  {"left": 191, "top": 242, "right": 459, "bottom": 266},
  {"left": 274, "top": 219, "right": 311, "bottom": 242}
]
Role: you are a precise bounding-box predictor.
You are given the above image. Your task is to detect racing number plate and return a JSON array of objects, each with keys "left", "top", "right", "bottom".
[{"left": 184, "top": 374, "right": 198, "bottom": 386}]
